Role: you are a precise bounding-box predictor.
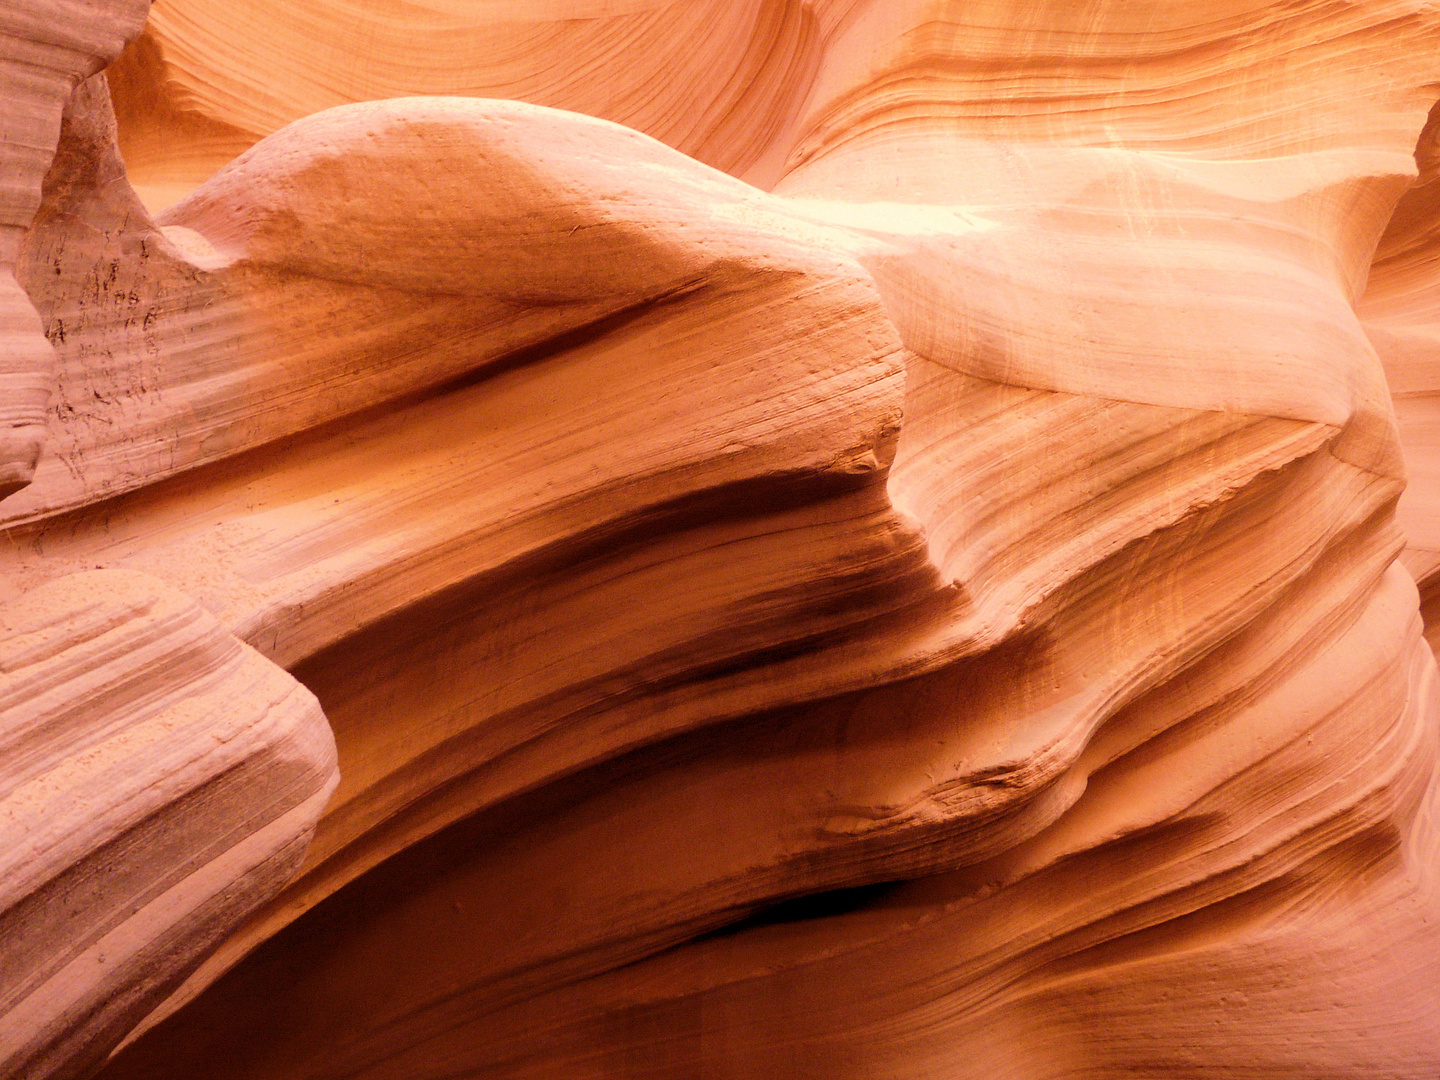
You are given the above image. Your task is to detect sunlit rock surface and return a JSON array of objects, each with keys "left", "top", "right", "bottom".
[{"left": 2, "top": 2, "right": 1439, "bottom": 1078}]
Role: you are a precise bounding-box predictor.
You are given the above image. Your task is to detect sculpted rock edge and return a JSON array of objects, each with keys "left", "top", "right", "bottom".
[{"left": 0, "top": 1, "right": 1438, "bottom": 1078}]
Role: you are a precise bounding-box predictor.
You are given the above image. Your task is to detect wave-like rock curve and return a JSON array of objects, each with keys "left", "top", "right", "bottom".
[{"left": 1, "top": 1, "right": 1438, "bottom": 1078}]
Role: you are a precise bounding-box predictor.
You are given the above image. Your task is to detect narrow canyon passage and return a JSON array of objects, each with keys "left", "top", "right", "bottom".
[{"left": 2, "top": 2, "right": 1439, "bottom": 1078}]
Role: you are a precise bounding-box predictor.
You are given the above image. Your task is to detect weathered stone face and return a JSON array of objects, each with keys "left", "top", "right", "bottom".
[{"left": 3, "top": 3, "right": 1440, "bottom": 1078}]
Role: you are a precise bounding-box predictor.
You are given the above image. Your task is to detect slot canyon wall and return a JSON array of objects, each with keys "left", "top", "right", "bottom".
[{"left": 2, "top": 1, "right": 1440, "bottom": 1077}]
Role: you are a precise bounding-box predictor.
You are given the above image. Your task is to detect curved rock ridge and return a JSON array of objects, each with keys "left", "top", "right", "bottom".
[
  {"left": 106, "top": 0, "right": 835, "bottom": 209},
  {"left": 1360, "top": 99, "right": 1440, "bottom": 647},
  {"left": 779, "top": 0, "right": 1440, "bottom": 166},
  {"left": 0, "top": 0, "right": 149, "bottom": 498},
  {"left": 0, "top": 1, "right": 1438, "bottom": 1078},
  {"left": 113, "top": 569, "right": 1437, "bottom": 1080},
  {"left": 0, "top": 568, "right": 337, "bottom": 1080}
]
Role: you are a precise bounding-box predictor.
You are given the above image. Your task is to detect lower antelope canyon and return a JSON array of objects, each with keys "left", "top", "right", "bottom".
[{"left": 2, "top": 2, "right": 1439, "bottom": 1077}]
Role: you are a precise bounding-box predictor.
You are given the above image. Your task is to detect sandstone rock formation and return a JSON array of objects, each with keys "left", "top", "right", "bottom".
[
  {"left": 2, "top": 1, "right": 1440, "bottom": 1078},
  {"left": 0, "top": 0, "right": 147, "bottom": 498},
  {"left": 0, "top": 570, "right": 337, "bottom": 1080}
]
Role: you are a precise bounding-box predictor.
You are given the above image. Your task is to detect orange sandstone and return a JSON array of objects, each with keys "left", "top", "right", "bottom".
[{"left": 1, "top": 2, "right": 1438, "bottom": 1078}]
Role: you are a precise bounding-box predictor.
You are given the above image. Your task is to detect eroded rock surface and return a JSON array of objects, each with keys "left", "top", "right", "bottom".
[
  {"left": 0, "top": 570, "right": 337, "bottom": 1080},
  {"left": 0, "top": 0, "right": 148, "bottom": 496},
  {"left": 2, "top": 1, "right": 1439, "bottom": 1078}
]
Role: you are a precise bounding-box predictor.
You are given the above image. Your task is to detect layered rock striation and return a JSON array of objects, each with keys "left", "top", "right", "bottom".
[
  {"left": 0, "top": 570, "right": 336, "bottom": 1080},
  {"left": 1, "top": 2, "right": 1439, "bottom": 1078}
]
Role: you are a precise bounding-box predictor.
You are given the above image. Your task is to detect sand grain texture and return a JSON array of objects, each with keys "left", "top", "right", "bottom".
[{"left": 1, "top": 1, "right": 1439, "bottom": 1078}]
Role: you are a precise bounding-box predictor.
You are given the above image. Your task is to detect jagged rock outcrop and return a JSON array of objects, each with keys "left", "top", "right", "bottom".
[{"left": 2, "top": 2, "right": 1439, "bottom": 1079}]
